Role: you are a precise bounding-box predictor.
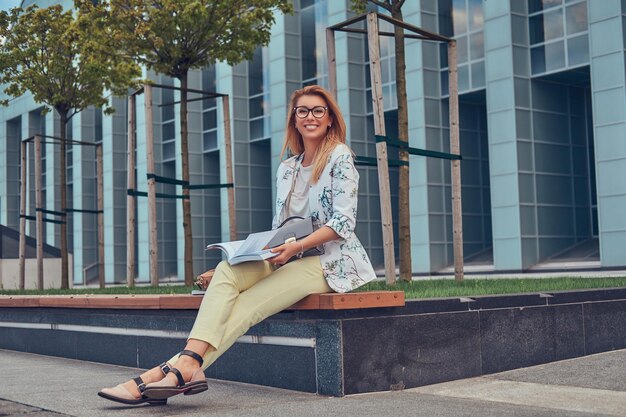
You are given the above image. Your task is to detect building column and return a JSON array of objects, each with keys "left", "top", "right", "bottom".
[
  {"left": 588, "top": 0, "right": 626, "bottom": 267},
  {"left": 483, "top": 0, "right": 525, "bottom": 270}
]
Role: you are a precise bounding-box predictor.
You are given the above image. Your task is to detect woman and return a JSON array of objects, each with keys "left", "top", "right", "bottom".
[{"left": 98, "top": 85, "right": 376, "bottom": 405}]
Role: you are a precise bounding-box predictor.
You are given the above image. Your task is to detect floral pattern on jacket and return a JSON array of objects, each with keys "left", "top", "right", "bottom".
[{"left": 272, "top": 144, "right": 376, "bottom": 293}]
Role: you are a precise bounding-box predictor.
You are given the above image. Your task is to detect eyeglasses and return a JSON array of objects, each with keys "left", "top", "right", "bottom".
[{"left": 293, "top": 106, "right": 327, "bottom": 119}]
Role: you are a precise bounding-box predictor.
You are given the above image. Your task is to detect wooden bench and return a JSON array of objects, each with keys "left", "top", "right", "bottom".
[{"left": 0, "top": 291, "right": 404, "bottom": 310}]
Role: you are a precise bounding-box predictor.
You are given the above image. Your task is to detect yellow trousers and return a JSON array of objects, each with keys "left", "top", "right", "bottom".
[{"left": 168, "top": 256, "right": 332, "bottom": 370}]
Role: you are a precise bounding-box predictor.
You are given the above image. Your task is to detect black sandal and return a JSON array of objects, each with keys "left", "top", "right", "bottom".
[{"left": 142, "top": 350, "right": 208, "bottom": 400}]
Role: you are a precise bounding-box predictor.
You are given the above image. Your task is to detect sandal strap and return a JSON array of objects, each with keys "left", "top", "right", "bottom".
[
  {"left": 132, "top": 376, "right": 146, "bottom": 395},
  {"left": 179, "top": 349, "right": 204, "bottom": 367},
  {"left": 159, "top": 361, "right": 171, "bottom": 376},
  {"left": 169, "top": 367, "right": 186, "bottom": 387}
]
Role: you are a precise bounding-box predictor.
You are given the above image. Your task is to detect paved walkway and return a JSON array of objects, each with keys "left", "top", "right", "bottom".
[{"left": 1, "top": 348, "right": 625, "bottom": 417}]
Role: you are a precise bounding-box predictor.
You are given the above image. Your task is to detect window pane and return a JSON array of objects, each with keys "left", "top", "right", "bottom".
[
  {"left": 529, "top": 0, "right": 562, "bottom": 14},
  {"left": 471, "top": 61, "right": 485, "bottom": 89},
  {"left": 452, "top": 0, "right": 467, "bottom": 34},
  {"left": 203, "top": 110, "right": 216, "bottom": 130},
  {"left": 249, "top": 96, "right": 264, "bottom": 119},
  {"left": 301, "top": 5, "right": 316, "bottom": 81},
  {"left": 248, "top": 48, "right": 264, "bottom": 96},
  {"left": 163, "top": 121, "right": 175, "bottom": 140},
  {"left": 441, "top": 70, "right": 449, "bottom": 96},
  {"left": 438, "top": 0, "right": 453, "bottom": 37},
  {"left": 545, "top": 40, "right": 565, "bottom": 71},
  {"left": 533, "top": 41, "right": 565, "bottom": 74},
  {"left": 468, "top": 0, "right": 484, "bottom": 30},
  {"left": 440, "top": 42, "right": 448, "bottom": 68},
  {"left": 531, "top": 45, "right": 546, "bottom": 74},
  {"left": 457, "top": 35, "right": 468, "bottom": 63},
  {"left": 203, "top": 130, "right": 217, "bottom": 151},
  {"left": 530, "top": 9, "right": 564, "bottom": 44},
  {"left": 567, "top": 34, "right": 589, "bottom": 66},
  {"left": 459, "top": 64, "right": 469, "bottom": 91},
  {"left": 163, "top": 142, "right": 175, "bottom": 160},
  {"left": 543, "top": 9, "right": 564, "bottom": 40},
  {"left": 470, "top": 32, "right": 484, "bottom": 60},
  {"left": 250, "top": 119, "right": 265, "bottom": 140},
  {"left": 566, "top": 2, "right": 587, "bottom": 35}
]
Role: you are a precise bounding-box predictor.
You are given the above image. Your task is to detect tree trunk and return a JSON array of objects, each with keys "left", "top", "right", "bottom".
[
  {"left": 180, "top": 73, "right": 194, "bottom": 286},
  {"left": 391, "top": 5, "right": 412, "bottom": 282},
  {"left": 59, "top": 112, "right": 69, "bottom": 289}
]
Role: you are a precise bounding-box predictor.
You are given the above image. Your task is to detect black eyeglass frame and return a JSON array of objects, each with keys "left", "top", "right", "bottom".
[{"left": 293, "top": 106, "right": 328, "bottom": 119}]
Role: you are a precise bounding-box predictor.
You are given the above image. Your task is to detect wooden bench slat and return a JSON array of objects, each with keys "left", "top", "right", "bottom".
[{"left": 0, "top": 291, "right": 405, "bottom": 310}]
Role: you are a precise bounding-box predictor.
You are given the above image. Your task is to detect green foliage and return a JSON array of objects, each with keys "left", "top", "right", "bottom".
[
  {"left": 109, "top": 0, "right": 293, "bottom": 80},
  {"left": 0, "top": 1, "right": 141, "bottom": 117}
]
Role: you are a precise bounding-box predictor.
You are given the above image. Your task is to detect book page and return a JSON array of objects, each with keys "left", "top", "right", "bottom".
[
  {"left": 233, "top": 229, "right": 278, "bottom": 258},
  {"left": 206, "top": 240, "right": 244, "bottom": 259}
]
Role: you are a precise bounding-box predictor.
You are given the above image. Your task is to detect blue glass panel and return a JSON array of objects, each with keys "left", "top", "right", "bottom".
[
  {"left": 459, "top": 64, "right": 469, "bottom": 91},
  {"left": 203, "top": 131, "right": 217, "bottom": 151},
  {"left": 530, "top": 9, "right": 564, "bottom": 44},
  {"left": 565, "top": 2, "right": 587, "bottom": 35},
  {"left": 452, "top": 0, "right": 467, "bottom": 34},
  {"left": 249, "top": 96, "right": 264, "bottom": 119},
  {"left": 202, "top": 110, "right": 216, "bottom": 130},
  {"left": 471, "top": 61, "right": 485, "bottom": 89},
  {"left": 441, "top": 70, "right": 449, "bottom": 96},
  {"left": 545, "top": 40, "right": 565, "bottom": 71},
  {"left": 567, "top": 34, "right": 589, "bottom": 66},
  {"left": 438, "top": 0, "right": 453, "bottom": 37},
  {"left": 468, "top": 0, "right": 484, "bottom": 30},
  {"left": 300, "top": 5, "right": 316, "bottom": 81},
  {"left": 163, "top": 142, "right": 175, "bottom": 161},
  {"left": 470, "top": 32, "right": 484, "bottom": 60},
  {"left": 529, "top": 0, "right": 562, "bottom": 14},
  {"left": 457, "top": 35, "right": 468, "bottom": 62},
  {"left": 162, "top": 121, "right": 175, "bottom": 141},
  {"left": 531, "top": 41, "right": 565, "bottom": 74}
]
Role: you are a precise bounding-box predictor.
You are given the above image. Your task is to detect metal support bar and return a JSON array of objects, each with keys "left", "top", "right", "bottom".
[
  {"left": 183, "top": 183, "right": 233, "bottom": 190},
  {"left": 146, "top": 173, "right": 189, "bottom": 186}
]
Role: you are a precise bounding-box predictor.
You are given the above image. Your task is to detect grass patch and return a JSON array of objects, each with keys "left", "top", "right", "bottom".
[
  {"left": 0, "top": 285, "right": 192, "bottom": 296},
  {"left": 357, "top": 277, "right": 626, "bottom": 299},
  {"left": 1, "top": 277, "right": 625, "bottom": 299}
]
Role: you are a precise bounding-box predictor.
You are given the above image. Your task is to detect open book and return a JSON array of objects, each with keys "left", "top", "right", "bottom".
[
  {"left": 205, "top": 217, "right": 316, "bottom": 266},
  {"left": 206, "top": 229, "right": 278, "bottom": 265}
]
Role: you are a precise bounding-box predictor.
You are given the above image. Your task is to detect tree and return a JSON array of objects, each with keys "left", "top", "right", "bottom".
[
  {"left": 109, "top": 0, "right": 293, "bottom": 286},
  {"left": 0, "top": 2, "right": 141, "bottom": 289},
  {"left": 352, "top": 0, "right": 412, "bottom": 282}
]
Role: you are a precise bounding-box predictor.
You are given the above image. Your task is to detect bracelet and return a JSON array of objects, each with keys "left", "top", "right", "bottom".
[{"left": 296, "top": 240, "right": 304, "bottom": 259}]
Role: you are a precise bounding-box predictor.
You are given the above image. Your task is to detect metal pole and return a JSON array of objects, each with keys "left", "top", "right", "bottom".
[
  {"left": 367, "top": 12, "right": 396, "bottom": 284},
  {"left": 96, "top": 144, "right": 105, "bottom": 288},
  {"left": 448, "top": 40, "right": 464, "bottom": 282},
  {"left": 126, "top": 94, "right": 136, "bottom": 287},
  {"left": 18, "top": 140, "right": 27, "bottom": 289},
  {"left": 34, "top": 135, "right": 44, "bottom": 290},
  {"left": 145, "top": 84, "right": 159, "bottom": 286},
  {"left": 326, "top": 28, "right": 337, "bottom": 99},
  {"left": 222, "top": 95, "right": 236, "bottom": 241}
]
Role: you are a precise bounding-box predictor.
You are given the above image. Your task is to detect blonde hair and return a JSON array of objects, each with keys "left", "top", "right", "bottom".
[{"left": 280, "top": 85, "right": 347, "bottom": 183}]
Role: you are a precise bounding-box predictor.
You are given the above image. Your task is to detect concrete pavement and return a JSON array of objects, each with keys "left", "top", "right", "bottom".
[{"left": 0, "top": 348, "right": 625, "bottom": 417}]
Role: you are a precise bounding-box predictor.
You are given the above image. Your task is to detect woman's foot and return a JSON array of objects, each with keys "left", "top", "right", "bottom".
[
  {"left": 98, "top": 362, "right": 171, "bottom": 405},
  {"left": 143, "top": 350, "right": 208, "bottom": 399}
]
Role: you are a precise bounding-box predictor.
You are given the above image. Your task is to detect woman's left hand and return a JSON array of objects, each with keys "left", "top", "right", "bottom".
[{"left": 268, "top": 241, "right": 301, "bottom": 266}]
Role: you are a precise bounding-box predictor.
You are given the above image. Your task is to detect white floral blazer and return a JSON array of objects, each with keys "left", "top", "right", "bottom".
[{"left": 272, "top": 143, "right": 377, "bottom": 293}]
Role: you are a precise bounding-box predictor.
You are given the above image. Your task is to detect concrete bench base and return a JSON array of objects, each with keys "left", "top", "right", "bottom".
[{"left": 1, "top": 288, "right": 626, "bottom": 396}]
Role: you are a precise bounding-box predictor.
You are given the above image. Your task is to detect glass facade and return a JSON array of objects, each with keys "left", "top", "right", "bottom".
[
  {"left": 529, "top": 0, "right": 589, "bottom": 74},
  {"left": 2, "top": 0, "right": 626, "bottom": 286}
]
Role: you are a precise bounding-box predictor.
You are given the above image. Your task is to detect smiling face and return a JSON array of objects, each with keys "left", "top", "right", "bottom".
[{"left": 293, "top": 94, "right": 333, "bottom": 147}]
